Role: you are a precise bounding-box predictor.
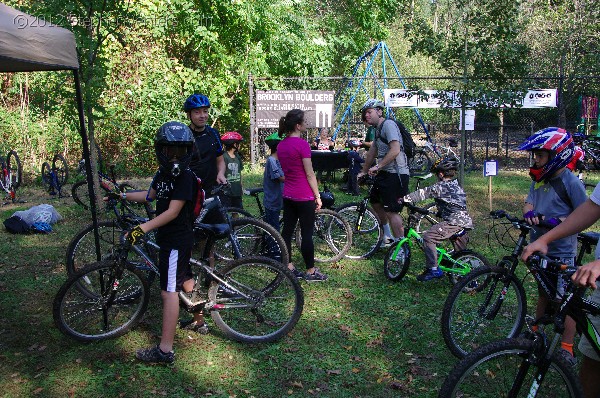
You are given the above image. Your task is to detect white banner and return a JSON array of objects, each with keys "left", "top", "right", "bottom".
[
  {"left": 384, "top": 89, "right": 418, "bottom": 107},
  {"left": 521, "top": 89, "right": 557, "bottom": 108}
]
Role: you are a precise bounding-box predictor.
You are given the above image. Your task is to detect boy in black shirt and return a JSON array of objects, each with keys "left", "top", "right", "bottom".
[{"left": 116, "top": 121, "right": 204, "bottom": 364}]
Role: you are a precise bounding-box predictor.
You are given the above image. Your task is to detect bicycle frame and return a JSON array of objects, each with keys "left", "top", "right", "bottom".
[{"left": 0, "top": 161, "right": 15, "bottom": 200}]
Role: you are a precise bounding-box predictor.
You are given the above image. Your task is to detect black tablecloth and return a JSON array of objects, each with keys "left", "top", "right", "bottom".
[{"left": 311, "top": 150, "right": 349, "bottom": 172}]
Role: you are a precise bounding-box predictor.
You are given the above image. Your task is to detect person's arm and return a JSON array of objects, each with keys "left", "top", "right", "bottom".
[
  {"left": 521, "top": 198, "right": 600, "bottom": 260},
  {"left": 572, "top": 259, "right": 600, "bottom": 289},
  {"left": 216, "top": 154, "right": 227, "bottom": 184},
  {"left": 302, "top": 157, "right": 322, "bottom": 211},
  {"left": 139, "top": 199, "right": 185, "bottom": 233},
  {"left": 358, "top": 143, "right": 377, "bottom": 178}
]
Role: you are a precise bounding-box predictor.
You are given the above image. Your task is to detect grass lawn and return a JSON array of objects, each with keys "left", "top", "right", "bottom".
[{"left": 0, "top": 169, "right": 598, "bottom": 398}]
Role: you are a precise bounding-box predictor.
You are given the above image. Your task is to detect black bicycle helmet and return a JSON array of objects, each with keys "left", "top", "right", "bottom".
[
  {"left": 431, "top": 156, "right": 459, "bottom": 173},
  {"left": 320, "top": 188, "right": 335, "bottom": 208},
  {"left": 155, "top": 121, "right": 194, "bottom": 177},
  {"left": 183, "top": 93, "right": 211, "bottom": 112},
  {"left": 347, "top": 139, "right": 361, "bottom": 149}
]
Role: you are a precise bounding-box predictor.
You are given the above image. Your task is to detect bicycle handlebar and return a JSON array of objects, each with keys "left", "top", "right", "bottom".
[
  {"left": 489, "top": 210, "right": 558, "bottom": 230},
  {"left": 403, "top": 201, "right": 435, "bottom": 215},
  {"left": 525, "top": 252, "right": 570, "bottom": 273}
]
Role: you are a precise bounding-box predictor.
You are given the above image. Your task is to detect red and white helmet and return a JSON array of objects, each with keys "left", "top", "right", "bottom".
[
  {"left": 518, "top": 127, "right": 574, "bottom": 182},
  {"left": 566, "top": 146, "right": 584, "bottom": 171},
  {"left": 221, "top": 131, "right": 243, "bottom": 145}
]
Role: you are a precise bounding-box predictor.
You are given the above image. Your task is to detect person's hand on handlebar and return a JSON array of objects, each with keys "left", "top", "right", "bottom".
[
  {"left": 523, "top": 210, "right": 540, "bottom": 226},
  {"left": 521, "top": 240, "right": 549, "bottom": 262},
  {"left": 571, "top": 259, "right": 600, "bottom": 289}
]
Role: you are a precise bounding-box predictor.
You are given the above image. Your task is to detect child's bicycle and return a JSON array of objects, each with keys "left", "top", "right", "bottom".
[
  {"left": 41, "top": 154, "right": 68, "bottom": 197},
  {"left": 0, "top": 150, "right": 22, "bottom": 203},
  {"left": 441, "top": 209, "right": 599, "bottom": 359},
  {"left": 439, "top": 253, "right": 600, "bottom": 397},
  {"left": 53, "top": 230, "right": 304, "bottom": 344},
  {"left": 383, "top": 201, "right": 489, "bottom": 283}
]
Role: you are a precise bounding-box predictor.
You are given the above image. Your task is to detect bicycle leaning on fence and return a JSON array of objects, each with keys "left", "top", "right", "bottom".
[
  {"left": 383, "top": 201, "right": 489, "bottom": 283},
  {"left": 0, "top": 150, "right": 22, "bottom": 203},
  {"left": 441, "top": 209, "right": 599, "bottom": 359},
  {"left": 438, "top": 253, "right": 600, "bottom": 398},
  {"left": 54, "top": 226, "right": 304, "bottom": 344},
  {"left": 410, "top": 137, "right": 476, "bottom": 175}
]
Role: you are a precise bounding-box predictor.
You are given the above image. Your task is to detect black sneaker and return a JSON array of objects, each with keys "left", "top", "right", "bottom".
[
  {"left": 136, "top": 344, "right": 175, "bottom": 364},
  {"left": 304, "top": 268, "right": 328, "bottom": 282},
  {"left": 290, "top": 268, "right": 305, "bottom": 280},
  {"left": 179, "top": 319, "right": 209, "bottom": 335}
]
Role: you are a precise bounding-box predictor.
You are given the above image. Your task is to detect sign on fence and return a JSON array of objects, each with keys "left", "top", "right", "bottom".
[{"left": 256, "top": 90, "right": 335, "bottom": 128}]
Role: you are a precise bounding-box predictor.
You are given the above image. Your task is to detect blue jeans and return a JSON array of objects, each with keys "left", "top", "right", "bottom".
[{"left": 263, "top": 208, "right": 281, "bottom": 232}]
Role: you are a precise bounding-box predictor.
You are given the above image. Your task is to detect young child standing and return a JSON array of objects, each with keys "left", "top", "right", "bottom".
[
  {"left": 220, "top": 131, "right": 244, "bottom": 209},
  {"left": 345, "top": 139, "right": 364, "bottom": 196},
  {"left": 401, "top": 156, "right": 473, "bottom": 281},
  {"left": 518, "top": 127, "right": 587, "bottom": 366},
  {"left": 263, "top": 132, "right": 285, "bottom": 231},
  {"left": 111, "top": 121, "right": 206, "bottom": 364}
]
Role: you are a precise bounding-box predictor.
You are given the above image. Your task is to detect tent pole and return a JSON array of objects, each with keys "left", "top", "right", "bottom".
[{"left": 73, "top": 69, "right": 101, "bottom": 261}]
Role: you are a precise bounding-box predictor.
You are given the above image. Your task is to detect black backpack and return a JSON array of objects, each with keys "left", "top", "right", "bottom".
[{"left": 378, "top": 119, "right": 416, "bottom": 160}]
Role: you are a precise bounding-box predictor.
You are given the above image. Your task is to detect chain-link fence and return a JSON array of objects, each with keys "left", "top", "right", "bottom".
[{"left": 249, "top": 75, "right": 600, "bottom": 171}]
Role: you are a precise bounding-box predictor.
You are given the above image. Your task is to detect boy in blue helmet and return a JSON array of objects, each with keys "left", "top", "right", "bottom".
[
  {"left": 519, "top": 126, "right": 587, "bottom": 366},
  {"left": 110, "top": 121, "right": 207, "bottom": 364}
]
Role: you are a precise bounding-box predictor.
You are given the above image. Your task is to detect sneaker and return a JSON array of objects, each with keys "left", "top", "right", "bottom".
[
  {"left": 290, "top": 268, "right": 305, "bottom": 280},
  {"left": 557, "top": 348, "right": 578, "bottom": 367},
  {"left": 381, "top": 236, "right": 396, "bottom": 247},
  {"left": 416, "top": 268, "right": 445, "bottom": 282},
  {"left": 136, "top": 344, "right": 175, "bottom": 364},
  {"left": 304, "top": 268, "right": 328, "bottom": 282},
  {"left": 179, "top": 319, "right": 209, "bottom": 335}
]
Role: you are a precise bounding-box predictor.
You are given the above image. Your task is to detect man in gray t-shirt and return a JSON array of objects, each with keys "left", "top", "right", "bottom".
[{"left": 357, "top": 99, "right": 410, "bottom": 242}]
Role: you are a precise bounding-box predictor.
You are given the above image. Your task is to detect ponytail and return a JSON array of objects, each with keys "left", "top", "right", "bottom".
[{"left": 278, "top": 109, "right": 305, "bottom": 137}]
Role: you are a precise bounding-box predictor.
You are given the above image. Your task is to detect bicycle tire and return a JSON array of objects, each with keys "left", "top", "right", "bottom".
[
  {"left": 446, "top": 249, "right": 490, "bottom": 285},
  {"left": 409, "top": 150, "right": 432, "bottom": 175},
  {"left": 439, "top": 338, "right": 582, "bottom": 397},
  {"left": 213, "top": 217, "right": 289, "bottom": 266},
  {"left": 335, "top": 202, "right": 383, "bottom": 259},
  {"left": 52, "top": 153, "right": 69, "bottom": 186},
  {"left": 383, "top": 240, "right": 411, "bottom": 281},
  {"left": 6, "top": 150, "right": 22, "bottom": 190},
  {"left": 41, "top": 162, "right": 52, "bottom": 191},
  {"left": 294, "top": 209, "right": 352, "bottom": 263},
  {"left": 53, "top": 260, "right": 150, "bottom": 342},
  {"left": 441, "top": 266, "right": 526, "bottom": 359},
  {"left": 208, "top": 256, "right": 304, "bottom": 343},
  {"left": 71, "top": 180, "right": 110, "bottom": 210}
]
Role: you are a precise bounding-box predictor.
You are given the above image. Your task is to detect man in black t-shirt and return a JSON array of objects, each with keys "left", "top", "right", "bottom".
[{"left": 183, "top": 93, "right": 227, "bottom": 196}]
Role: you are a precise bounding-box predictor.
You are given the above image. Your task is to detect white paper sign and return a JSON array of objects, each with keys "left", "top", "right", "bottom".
[
  {"left": 484, "top": 160, "right": 498, "bottom": 177},
  {"left": 521, "top": 89, "right": 557, "bottom": 108},
  {"left": 459, "top": 109, "right": 475, "bottom": 131},
  {"left": 384, "top": 89, "right": 418, "bottom": 108}
]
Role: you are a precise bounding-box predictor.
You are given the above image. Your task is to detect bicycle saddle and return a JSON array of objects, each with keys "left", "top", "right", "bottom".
[
  {"left": 244, "top": 187, "right": 264, "bottom": 196},
  {"left": 578, "top": 231, "right": 600, "bottom": 247}
]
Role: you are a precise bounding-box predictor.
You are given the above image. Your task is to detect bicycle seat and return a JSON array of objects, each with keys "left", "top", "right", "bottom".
[
  {"left": 244, "top": 187, "right": 264, "bottom": 196},
  {"left": 578, "top": 231, "right": 600, "bottom": 247},
  {"left": 193, "top": 223, "right": 231, "bottom": 239}
]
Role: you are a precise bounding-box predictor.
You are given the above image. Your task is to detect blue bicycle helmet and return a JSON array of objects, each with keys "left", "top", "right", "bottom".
[
  {"left": 155, "top": 121, "right": 194, "bottom": 177},
  {"left": 518, "top": 127, "right": 574, "bottom": 182},
  {"left": 183, "top": 94, "right": 211, "bottom": 111}
]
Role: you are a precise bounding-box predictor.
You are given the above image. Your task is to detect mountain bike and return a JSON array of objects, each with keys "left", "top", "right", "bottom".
[
  {"left": 383, "top": 202, "right": 489, "bottom": 283},
  {"left": 41, "top": 153, "right": 68, "bottom": 197},
  {"left": 0, "top": 150, "right": 22, "bottom": 203},
  {"left": 335, "top": 173, "right": 438, "bottom": 259},
  {"left": 242, "top": 187, "right": 352, "bottom": 263},
  {"left": 54, "top": 231, "right": 304, "bottom": 344},
  {"left": 441, "top": 209, "right": 599, "bottom": 359},
  {"left": 438, "top": 254, "right": 600, "bottom": 398},
  {"left": 410, "top": 138, "right": 476, "bottom": 175},
  {"left": 66, "top": 185, "right": 289, "bottom": 277},
  {"left": 71, "top": 164, "right": 139, "bottom": 211}
]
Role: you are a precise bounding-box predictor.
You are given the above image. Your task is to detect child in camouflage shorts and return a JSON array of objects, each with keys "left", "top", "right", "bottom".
[{"left": 401, "top": 156, "right": 473, "bottom": 281}]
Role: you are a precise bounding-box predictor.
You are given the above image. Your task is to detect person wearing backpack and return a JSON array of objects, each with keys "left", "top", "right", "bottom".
[
  {"left": 106, "top": 121, "right": 208, "bottom": 364},
  {"left": 518, "top": 127, "right": 587, "bottom": 367},
  {"left": 357, "top": 99, "right": 410, "bottom": 244}
]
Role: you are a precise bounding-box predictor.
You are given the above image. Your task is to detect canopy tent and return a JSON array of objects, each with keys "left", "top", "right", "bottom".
[{"left": 0, "top": 3, "right": 102, "bottom": 256}]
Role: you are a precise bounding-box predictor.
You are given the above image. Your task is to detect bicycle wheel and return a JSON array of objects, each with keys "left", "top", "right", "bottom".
[
  {"left": 6, "top": 150, "right": 22, "bottom": 190},
  {"left": 41, "top": 162, "right": 52, "bottom": 191},
  {"left": 441, "top": 266, "right": 526, "bottom": 358},
  {"left": 208, "top": 256, "right": 304, "bottom": 343},
  {"left": 295, "top": 209, "right": 352, "bottom": 263},
  {"left": 439, "top": 338, "right": 582, "bottom": 397},
  {"left": 213, "top": 217, "right": 289, "bottom": 266},
  {"left": 52, "top": 153, "right": 69, "bottom": 186},
  {"left": 446, "top": 250, "right": 490, "bottom": 285},
  {"left": 409, "top": 150, "right": 432, "bottom": 175},
  {"left": 383, "top": 240, "right": 411, "bottom": 281},
  {"left": 72, "top": 180, "right": 110, "bottom": 210},
  {"left": 53, "top": 260, "right": 150, "bottom": 342},
  {"left": 336, "top": 202, "right": 383, "bottom": 259}
]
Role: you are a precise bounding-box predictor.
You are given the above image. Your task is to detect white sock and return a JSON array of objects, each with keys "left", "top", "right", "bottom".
[{"left": 382, "top": 223, "right": 392, "bottom": 238}]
